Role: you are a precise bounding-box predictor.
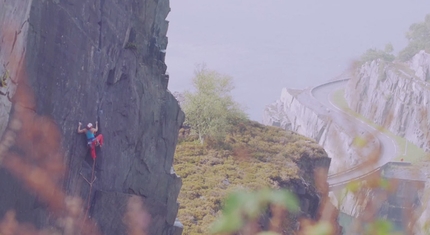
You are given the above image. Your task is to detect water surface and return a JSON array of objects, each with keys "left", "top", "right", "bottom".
[{"left": 166, "top": 1, "right": 429, "bottom": 121}]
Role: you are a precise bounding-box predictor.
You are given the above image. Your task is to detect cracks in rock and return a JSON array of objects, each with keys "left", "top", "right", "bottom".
[
  {"left": 134, "top": 131, "right": 152, "bottom": 175},
  {"left": 10, "top": 31, "right": 17, "bottom": 54},
  {"left": 97, "top": 92, "right": 105, "bottom": 115},
  {"left": 59, "top": 108, "right": 72, "bottom": 129},
  {"left": 315, "top": 123, "right": 327, "bottom": 143},
  {"left": 140, "top": 157, "right": 151, "bottom": 174},
  {"left": 19, "top": 19, "right": 27, "bottom": 33},
  {"left": 143, "top": 1, "right": 148, "bottom": 30},
  {"left": 96, "top": 90, "right": 106, "bottom": 136},
  {"left": 9, "top": 20, "right": 27, "bottom": 54},
  {"left": 127, "top": 187, "right": 137, "bottom": 195},
  {"left": 123, "top": 164, "right": 133, "bottom": 187},
  {"left": 56, "top": 5, "right": 98, "bottom": 48},
  {"left": 321, "top": 121, "right": 332, "bottom": 147},
  {"left": 19, "top": 106, "right": 37, "bottom": 117},
  {"left": 97, "top": 22, "right": 102, "bottom": 50},
  {"left": 98, "top": 0, "right": 105, "bottom": 51},
  {"left": 161, "top": 136, "right": 171, "bottom": 174},
  {"left": 106, "top": 66, "right": 130, "bottom": 85},
  {"left": 106, "top": 68, "right": 115, "bottom": 85},
  {"left": 123, "top": 155, "right": 151, "bottom": 195}
]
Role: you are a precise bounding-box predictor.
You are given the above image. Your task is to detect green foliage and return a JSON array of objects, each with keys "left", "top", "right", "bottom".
[
  {"left": 174, "top": 120, "right": 326, "bottom": 234},
  {"left": 182, "top": 66, "right": 247, "bottom": 144},
  {"left": 300, "top": 221, "right": 334, "bottom": 235},
  {"left": 345, "top": 180, "right": 361, "bottom": 193},
  {"left": 210, "top": 189, "right": 299, "bottom": 234},
  {"left": 384, "top": 43, "right": 394, "bottom": 54},
  {"left": 361, "top": 14, "right": 430, "bottom": 63},
  {"left": 398, "top": 14, "right": 430, "bottom": 61},
  {"left": 360, "top": 43, "right": 395, "bottom": 63},
  {"left": 365, "top": 219, "right": 401, "bottom": 235},
  {"left": 175, "top": 119, "right": 405, "bottom": 234},
  {"left": 256, "top": 232, "right": 281, "bottom": 235}
]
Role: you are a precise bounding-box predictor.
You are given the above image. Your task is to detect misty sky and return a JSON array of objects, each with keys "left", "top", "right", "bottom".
[{"left": 165, "top": 1, "right": 429, "bottom": 121}]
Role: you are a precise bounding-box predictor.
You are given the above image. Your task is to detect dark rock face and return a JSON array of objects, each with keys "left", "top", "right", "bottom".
[
  {"left": 260, "top": 153, "right": 342, "bottom": 234},
  {"left": 0, "top": 0, "right": 184, "bottom": 234}
]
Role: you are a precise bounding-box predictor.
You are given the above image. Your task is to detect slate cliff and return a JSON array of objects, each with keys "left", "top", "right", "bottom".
[
  {"left": 263, "top": 86, "right": 378, "bottom": 175},
  {"left": 0, "top": 0, "right": 184, "bottom": 234},
  {"left": 344, "top": 51, "right": 430, "bottom": 233},
  {"left": 345, "top": 50, "right": 430, "bottom": 152}
]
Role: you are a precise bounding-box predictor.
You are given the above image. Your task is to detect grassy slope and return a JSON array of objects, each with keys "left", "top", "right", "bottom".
[
  {"left": 174, "top": 120, "right": 327, "bottom": 235},
  {"left": 332, "top": 89, "right": 428, "bottom": 162}
]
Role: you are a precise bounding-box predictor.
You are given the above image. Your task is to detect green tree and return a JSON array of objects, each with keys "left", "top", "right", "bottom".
[
  {"left": 384, "top": 43, "right": 394, "bottom": 54},
  {"left": 398, "top": 14, "right": 430, "bottom": 61},
  {"left": 360, "top": 43, "right": 395, "bottom": 63},
  {"left": 182, "top": 66, "right": 247, "bottom": 144}
]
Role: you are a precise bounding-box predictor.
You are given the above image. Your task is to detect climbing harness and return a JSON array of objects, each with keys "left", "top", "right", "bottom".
[
  {"left": 87, "top": 138, "right": 101, "bottom": 148},
  {"left": 87, "top": 139, "right": 95, "bottom": 148}
]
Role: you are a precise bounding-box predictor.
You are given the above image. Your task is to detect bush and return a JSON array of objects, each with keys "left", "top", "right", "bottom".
[
  {"left": 360, "top": 44, "right": 395, "bottom": 63},
  {"left": 398, "top": 14, "right": 430, "bottom": 61},
  {"left": 181, "top": 65, "right": 247, "bottom": 144},
  {"left": 174, "top": 120, "right": 327, "bottom": 234}
]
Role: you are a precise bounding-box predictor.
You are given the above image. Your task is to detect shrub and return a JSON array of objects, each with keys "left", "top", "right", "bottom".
[
  {"left": 181, "top": 65, "right": 247, "bottom": 144},
  {"left": 398, "top": 14, "right": 430, "bottom": 61},
  {"left": 174, "top": 120, "right": 326, "bottom": 234},
  {"left": 360, "top": 44, "right": 395, "bottom": 63}
]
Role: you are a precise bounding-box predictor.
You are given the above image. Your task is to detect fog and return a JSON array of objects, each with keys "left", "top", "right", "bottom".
[{"left": 165, "top": 1, "right": 429, "bottom": 121}]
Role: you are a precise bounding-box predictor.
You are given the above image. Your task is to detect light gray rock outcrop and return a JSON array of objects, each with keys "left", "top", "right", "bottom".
[
  {"left": 0, "top": 0, "right": 26, "bottom": 138},
  {"left": 344, "top": 51, "right": 430, "bottom": 233},
  {"left": 409, "top": 50, "right": 430, "bottom": 82},
  {"left": 263, "top": 87, "right": 374, "bottom": 174},
  {"left": 345, "top": 53, "right": 430, "bottom": 152},
  {"left": 262, "top": 95, "right": 291, "bottom": 130}
]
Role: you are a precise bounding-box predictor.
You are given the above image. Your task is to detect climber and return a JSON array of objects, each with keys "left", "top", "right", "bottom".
[{"left": 78, "top": 121, "right": 104, "bottom": 160}]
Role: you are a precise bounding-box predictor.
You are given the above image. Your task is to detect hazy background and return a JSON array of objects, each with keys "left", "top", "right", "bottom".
[{"left": 165, "top": 1, "right": 429, "bottom": 121}]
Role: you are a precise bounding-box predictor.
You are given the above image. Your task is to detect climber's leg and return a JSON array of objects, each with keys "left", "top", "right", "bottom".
[
  {"left": 90, "top": 144, "right": 97, "bottom": 160},
  {"left": 95, "top": 134, "right": 104, "bottom": 147}
]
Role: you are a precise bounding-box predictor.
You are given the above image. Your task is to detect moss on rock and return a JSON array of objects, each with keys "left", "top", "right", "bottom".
[{"left": 174, "top": 120, "right": 329, "bottom": 234}]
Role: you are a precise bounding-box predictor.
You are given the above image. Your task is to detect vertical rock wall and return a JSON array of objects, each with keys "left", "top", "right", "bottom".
[
  {"left": 345, "top": 54, "right": 430, "bottom": 151},
  {"left": 263, "top": 88, "right": 371, "bottom": 174},
  {"left": 0, "top": 0, "right": 184, "bottom": 234},
  {"left": 0, "top": 0, "right": 30, "bottom": 139}
]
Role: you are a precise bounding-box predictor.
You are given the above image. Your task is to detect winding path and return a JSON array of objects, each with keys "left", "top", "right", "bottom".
[{"left": 309, "top": 80, "right": 398, "bottom": 188}]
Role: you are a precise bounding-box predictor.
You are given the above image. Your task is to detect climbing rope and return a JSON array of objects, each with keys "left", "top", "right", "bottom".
[{"left": 82, "top": 158, "right": 96, "bottom": 220}]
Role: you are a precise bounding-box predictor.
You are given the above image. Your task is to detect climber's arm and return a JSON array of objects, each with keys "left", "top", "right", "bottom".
[
  {"left": 94, "top": 121, "right": 98, "bottom": 132},
  {"left": 77, "top": 122, "right": 86, "bottom": 133}
]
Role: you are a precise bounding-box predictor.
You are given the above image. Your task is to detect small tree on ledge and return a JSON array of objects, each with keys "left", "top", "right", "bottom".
[
  {"left": 360, "top": 43, "right": 395, "bottom": 63},
  {"left": 182, "top": 65, "right": 247, "bottom": 144}
]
